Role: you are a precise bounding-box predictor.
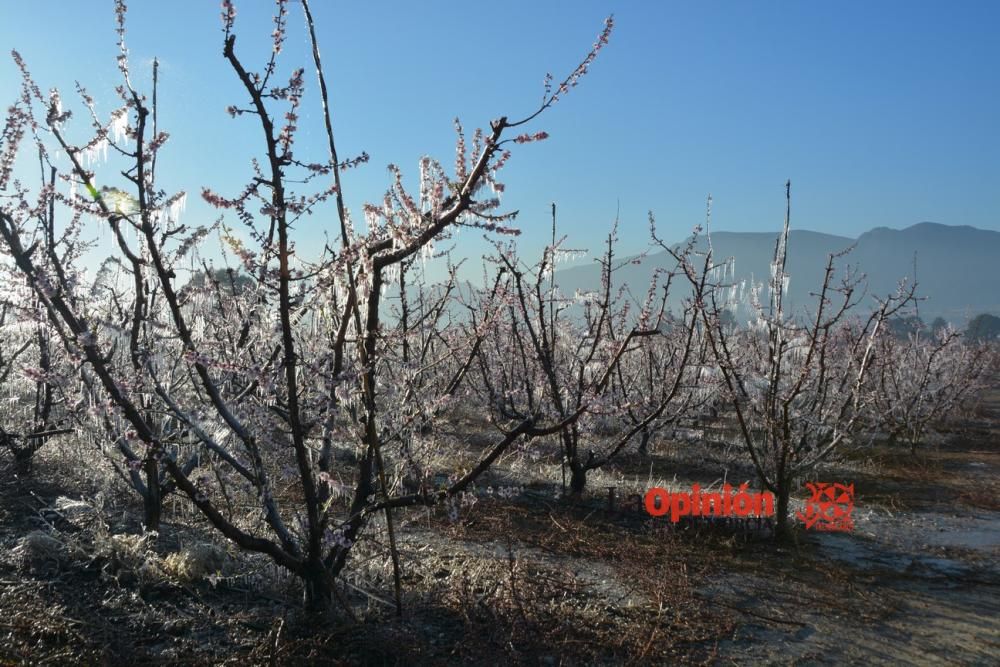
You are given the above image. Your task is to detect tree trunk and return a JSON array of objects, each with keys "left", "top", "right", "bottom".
[
  {"left": 569, "top": 465, "right": 587, "bottom": 495},
  {"left": 303, "top": 560, "right": 332, "bottom": 611},
  {"left": 13, "top": 452, "right": 32, "bottom": 475},
  {"left": 143, "top": 461, "right": 161, "bottom": 533},
  {"left": 318, "top": 440, "right": 332, "bottom": 472},
  {"left": 12, "top": 444, "right": 34, "bottom": 475},
  {"left": 773, "top": 484, "right": 791, "bottom": 540},
  {"left": 637, "top": 427, "right": 651, "bottom": 456}
]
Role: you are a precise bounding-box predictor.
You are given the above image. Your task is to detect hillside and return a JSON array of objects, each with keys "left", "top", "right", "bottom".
[{"left": 555, "top": 223, "right": 1000, "bottom": 323}]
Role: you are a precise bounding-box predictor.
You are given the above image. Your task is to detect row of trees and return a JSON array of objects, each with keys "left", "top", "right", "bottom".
[{"left": 1, "top": 1, "right": 993, "bottom": 609}]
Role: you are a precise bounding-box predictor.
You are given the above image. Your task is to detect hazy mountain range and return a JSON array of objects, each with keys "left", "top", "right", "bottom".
[{"left": 554, "top": 223, "right": 1000, "bottom": 324}]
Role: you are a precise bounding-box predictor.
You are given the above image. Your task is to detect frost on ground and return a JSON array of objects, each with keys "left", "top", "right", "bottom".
[{"left": 1, "top": 397, "right": 999, "bottom": 664}]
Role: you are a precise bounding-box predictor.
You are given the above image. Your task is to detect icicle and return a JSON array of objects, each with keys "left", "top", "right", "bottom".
[
  {"left": 421, "top": 239, "right": 434, "bottom": 264},
  {"left": 111, "top": 109, "right": 129, "bottom": 144},
  {"left": 84, "top": 137, "right": 109, "bottom": 166},
  {"left": 363, "top": 207, "right": 379, "bottom": 233},
  {"left": 169, "top": 192, "right": 187, "bottom": 223},
  {"left": 382, "top": 263, "right": 399, "bottom": 296}
]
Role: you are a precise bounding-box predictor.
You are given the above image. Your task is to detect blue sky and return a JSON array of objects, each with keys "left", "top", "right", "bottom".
[{"left": 2, "top": 0, "right": 998, "bottom": 276}]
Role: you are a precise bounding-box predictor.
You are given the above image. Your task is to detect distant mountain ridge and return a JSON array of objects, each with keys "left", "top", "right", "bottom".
[{"left": 554, "top": 222, "right": 1000, "bottom": 324}]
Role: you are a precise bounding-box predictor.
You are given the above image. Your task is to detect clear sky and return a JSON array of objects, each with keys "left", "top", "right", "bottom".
[{"left": 2, "top": 0, "right": 998, "bottom": 275}]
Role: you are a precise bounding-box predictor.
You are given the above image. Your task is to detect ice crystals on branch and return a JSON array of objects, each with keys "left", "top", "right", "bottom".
[
  {"left": 323, "top": 526, "right": 353, "bottom": 550},
  {"left": 45, "top": 89, "right": 71, "bottom": 128},
  {"left": 512, "top": 131, "right": 549, "bottom": 144},
  {"left": 0, "top": 104, "right": 28, "bottom": 190},
  {"left": 453, "top": 118, "right": 468, "bottom": 184},
  {"left": 272, "top": 68, "right": 305, "bottom": 159},
  {"left": 538, "top": 15, "right": 613, "bottom": 109}
]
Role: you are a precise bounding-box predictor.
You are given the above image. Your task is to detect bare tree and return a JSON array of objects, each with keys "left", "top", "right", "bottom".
[
  {"left": 0, "top": 0, "right": 615, "bottom": 609},
  {"left": 0, "top": 157, "right": 74, "bottom": 473},
  {"left": 475, "top": 215, "right": 704, "bottom": 494},
  {"left": 871, "top": 324, "right": 994, "bottom": 454},
  {"left": 674, "top": 182, "right": 916, "bottom": 537}
]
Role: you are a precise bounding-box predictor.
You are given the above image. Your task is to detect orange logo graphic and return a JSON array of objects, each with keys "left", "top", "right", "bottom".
[{"left": 798, "top": 482, "right": 854, "bottom": 532}]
